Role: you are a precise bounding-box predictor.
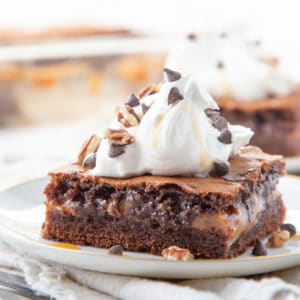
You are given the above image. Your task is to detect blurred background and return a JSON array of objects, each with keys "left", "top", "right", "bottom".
[{"left": 1, "top": 0, "right": 300, "bottom": 184}]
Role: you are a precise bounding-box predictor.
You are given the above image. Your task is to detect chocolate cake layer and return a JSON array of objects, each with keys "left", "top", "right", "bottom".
[
  {"left": 42, "top": 146, "right": 285, "bottom": 258},
  {"left": 217, "top": 88, "right": 300, "bottom": 156}
]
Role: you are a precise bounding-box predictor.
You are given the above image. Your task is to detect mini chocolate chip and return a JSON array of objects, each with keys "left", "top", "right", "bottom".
[
  {"left": 41, "top": 222, "right": 45, "bottom": 229},
  {"left": 142, "top": 103, "right": 150, "bottom": 115},
  {"left": 209, "top": 161, "right": 229, "bottom": 177},
  {"left": 108, "top": 245, "right": 123, "bottom": 256},
  {"left": 168, "top": 87, "right": 184, "bottom": 105},
  {"left": 126, "top": 94, "right": 139, "bottom": 107},
  {"left": 108, "top": 143, "right": 125, "bottom": 158},
  {"left": 280, "top": 223, "right": 296, "bottom": 236},
  {"left": 187, "top": 33, "right": 197, "bottom": 40},
  {"left": 217, "top": 61, "right": 224, "bottom": 69},
  {"left": 218, "top": 129, "right": 232, "bottom": 144},
  {"left": 205, "top": 108, "right": 220, "bottom": 120},
  {"left": 83, "top": 153, "right": 96, "bottom": 168},
  {"left": 254, "top": 40, "right": 261, "bottom": 46},
  {"left": 252, "top": 240, "right": 267, "bottom": 256},
  {"left": 213, "top": 116, "right": 228, "bottom": 131},
  {"left": 219, "top": 32, "right": 228, "bottom": 38},
  {"left": 163, "top": 68, "right": 182, "bottom": 82}
]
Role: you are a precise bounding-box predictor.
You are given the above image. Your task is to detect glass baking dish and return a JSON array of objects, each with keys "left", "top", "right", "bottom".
[{"left": 0, "top": 35, "right": 169, "bottom": 127}]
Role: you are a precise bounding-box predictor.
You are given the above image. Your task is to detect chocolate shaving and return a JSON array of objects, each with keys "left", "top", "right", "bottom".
[
  {"left": 83, "top": 153, "right": 96, "bottom": 168},
  {"left": 126, "top": 94, "right": 139, "bottom": 107},
  {"left": 108, "top": 143, "right": 126, "bottom": 158},
  {"left": 218, "top": 129, "right": 232, "bottom": 144},
  {"left": 163, "top": 68, "right": 182, "bottom": 82},
  {"left": 252, "top": 240, "right": 267, "bottom": 256},
  {"left": 142, "top": 103, "right": 150, "bottom": 115},
  {"left": 209, "top": 161, "right": 229, "bottom": 177},
  {"left": 168, "top": 87, "right": 184, "bottom": 105}
]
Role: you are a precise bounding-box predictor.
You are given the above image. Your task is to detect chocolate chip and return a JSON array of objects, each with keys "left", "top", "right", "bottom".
[
  {"left": 168, "top": 87, "right": 184, "bottom": 105},
  {"left": 108, "top": 143, "right": 125, "bottom": 158},
  {"left": 254, "top": 40, "right": 261, "bottom": 46},
  {"left": 83, "top": 153, "right": 96, "bottom": 168},
  {"left": 108, "top": 245, "right": 123, "bottom": 256},
  {"left": 213, "top": 116, "right": 228, "bottom": 131},
  {"left": 218, "top": 129, "right": 232, "bottom": 144},
  {"left": 41, "top": 222, "right": 45, "bottom": 229},
  {"left": 163, "top": 68, "right": 182, "bottom": 82},
  {"left": 280, "top": 223, "right": 297, "bottom": 236},
  {"left": 209, "top": 161, "right": 229, "bottom": 177},
  {"left": 205, "top": 108, "right": 220, "bottom": 121},
  {"left": 217, "top": 61, "right": 224, "bottom": 69},
  {"left": 142, "top": 103, "right": 150, "bottom": 115},
  {"left": 252, "top": 240, "right": 267, "bottom": 256},
  {"left": 219, "top": 32, "right": 228, "bottom": 38},
  {"left": 187, "top": 33, "right": 197, "bottom": 40},
  {"left": 126, "top": 94, "right": 139, "bottom": 107}
]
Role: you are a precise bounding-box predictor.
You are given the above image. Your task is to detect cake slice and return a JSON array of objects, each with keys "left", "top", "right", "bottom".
[
  {"left": 43, "top": 145, "right": 285, "bottom": 258},
  {"left": 42, "top": 69, "right": 286, "bottom": 258}
]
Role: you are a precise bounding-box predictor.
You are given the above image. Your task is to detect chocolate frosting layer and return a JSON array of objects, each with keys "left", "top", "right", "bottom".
[{"left": 49, "top": 146, "right": 285, "bottom": 197}]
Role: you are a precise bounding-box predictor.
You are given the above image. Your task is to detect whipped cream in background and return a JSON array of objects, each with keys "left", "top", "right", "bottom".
[
  {"left": 166, "top": 32, "right": 300, "bottom": 101},
  {"left": 88, "top": 70, "right": 253, "bottom": 178}
]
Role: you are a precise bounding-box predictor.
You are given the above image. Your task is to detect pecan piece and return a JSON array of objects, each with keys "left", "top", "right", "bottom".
[
  {"left": 77, "top": 134, "right": 101, "bottom": 165},
  {"left": 162, "top": 246, "right": 194, "bottom": 261},
  {"left": 267, "top": 230, "right": 290, "bottom": 248},
  {"left": 138, "top": 84, "right": 160, "bottom": 99},
  {"left": 104, "top": 129, "right": 134, "bottom": 145},
  {"left": 117, "top": 105, "right": 140, "bottom": 128}
]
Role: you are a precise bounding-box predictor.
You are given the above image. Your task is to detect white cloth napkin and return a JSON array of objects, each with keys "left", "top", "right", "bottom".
[
  {"left": 1, "top": 246, "right": 300, "bottom": 300},
  {"left": 1, "top": 126, "right": 300, "bottom": 300}
]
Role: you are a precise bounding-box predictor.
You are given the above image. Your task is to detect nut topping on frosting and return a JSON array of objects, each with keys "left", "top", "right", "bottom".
[
  {"left": 163, "top": 68, "right": 181, "bottom": 82},
  {"left": 126, "top": 94, "right": 139, "bottom": 107},
  {"left": 104, "top": 129, "right": 134, "bottom": 145},
  {"left": 168, "top": 87, "right": 184, "bottom": 105},
  {"left": 84, "top": 70, "right": 253, "bottom": 178},
  {"left": 77, "top": 134, "right": 101, "bottom": 165},
  {"left": 138, "top": 84, "right": 160, "bottom": 99},
  {"left": 117, "top": 105, "right": 140, "bottom": 128}
]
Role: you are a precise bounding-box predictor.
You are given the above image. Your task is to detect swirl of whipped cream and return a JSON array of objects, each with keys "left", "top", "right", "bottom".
[
  {"left": 89, "top": 69, "right": 253, "bottom": 178},
  {"left": 166, "top": 33, "right": 300, "bottom": 101}
]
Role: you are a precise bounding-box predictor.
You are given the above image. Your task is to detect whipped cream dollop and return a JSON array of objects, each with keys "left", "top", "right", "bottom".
[
  {"left": 166, "top": 32, "right": 300, "bottom": 101},
  {"left": 82, "top": 69, "right": 253, "bottom": 178}
]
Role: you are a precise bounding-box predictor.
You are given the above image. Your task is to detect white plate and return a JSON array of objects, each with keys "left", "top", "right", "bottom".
[
  {"left": 286, "top": 157, "right": 300, "bottom": 173},
  {"left": 0, "top": 177, "right": 300, "bottom": 279}
]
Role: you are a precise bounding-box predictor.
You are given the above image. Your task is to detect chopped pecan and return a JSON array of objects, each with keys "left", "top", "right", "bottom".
[
  {"left": 162, "top": 246, "right": 194, "bottom": 261},
  {"left": 77, "top": 134, "right": 101, "bottom": 165},
  {"left": 138, "top": 84, "right": 160, "bottom": 99},
  {"left": 267, "top": 230, "right": 290, "bottom": 248},
  {"left": 104, "top": 129, "right": 134, "bottom": 145},
  {"left": 117, "top": 105, "right": 140, "bottom": 128}
]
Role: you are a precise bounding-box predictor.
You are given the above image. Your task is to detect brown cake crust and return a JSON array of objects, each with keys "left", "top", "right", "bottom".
[
  {"left": 217, "top": 88, "right": 300, "bottom": 156},
  {"left": 42, "top": 146, "right": 286, "bottom": 258}
]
